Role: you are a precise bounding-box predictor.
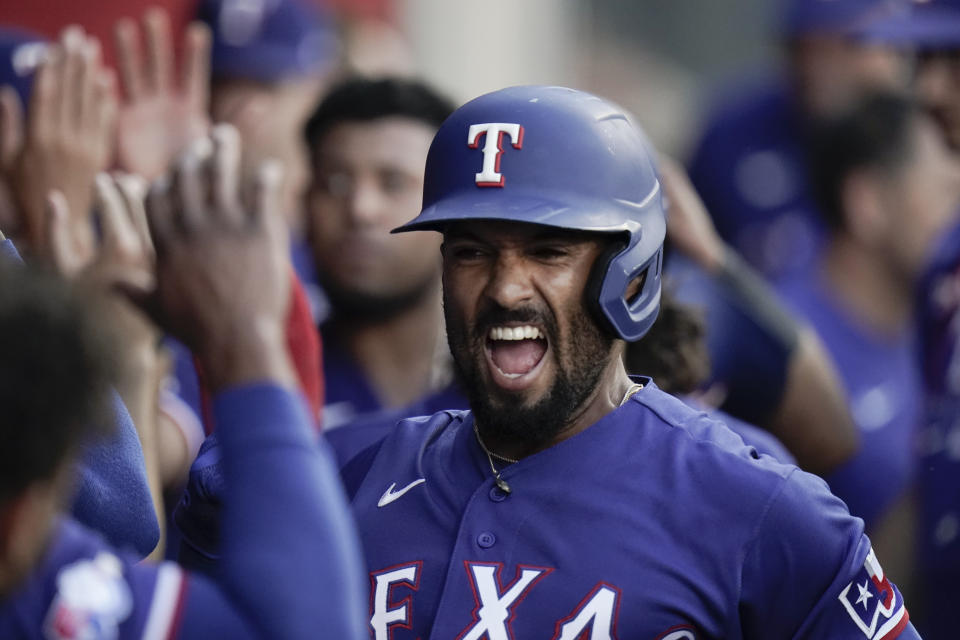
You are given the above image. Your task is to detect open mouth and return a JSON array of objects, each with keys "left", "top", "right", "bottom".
[{"left": 484, "top": 324, "right": 549, "bottom": 391}]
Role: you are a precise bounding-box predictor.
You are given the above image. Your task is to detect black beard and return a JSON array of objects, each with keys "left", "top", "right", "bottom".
[
  {"left": 320, "top": 270, "right": 438, "bottom": 324},
  {"left": 444, "top": 295, "right": 613, "bottom": 448}
]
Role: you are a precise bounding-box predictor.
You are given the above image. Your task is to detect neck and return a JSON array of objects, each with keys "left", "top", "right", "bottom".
[
  {"left": 821, "top": 237, "right": 912, "bottom": 336},
  {"left": 482, "top": 357, "right": 635, "bottom": 461},
  {"left": 331, "top": 283, "right": 445, "bottom": 408}
]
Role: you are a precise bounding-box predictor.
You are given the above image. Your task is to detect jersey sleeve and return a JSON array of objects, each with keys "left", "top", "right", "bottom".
[
  {"left": 118, "top": 560, "right": 254, "bottom": 640},
  {"left": 213, "top": 384, "right": 367, "bottom": 640},
  {"left": 740, "top": 469, "right": 917, "bottom": 639}
]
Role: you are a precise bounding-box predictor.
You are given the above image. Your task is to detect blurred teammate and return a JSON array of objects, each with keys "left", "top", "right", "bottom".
[
  {"left": 199, "top": 0, "right": 339, "bottom": 287},
  {"left": 0, "top": 131, "right": 366, "bottom": 638},
  {"left": 687, "top": 0, "right": 913, "bottom": 281},
  {"left": 303, "top": 77, "right": 461, "bottom": 428},
  {"left": 783, "top": 93, "right": 960, "bottom": 539},
  {"left": 881, "top": 2, "right": 960, "bottom": 635},
  {"left": 340, "top": 85, "right": 920, "bottom": 638}
]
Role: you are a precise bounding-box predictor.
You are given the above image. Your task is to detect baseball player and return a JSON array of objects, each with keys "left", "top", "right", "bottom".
[
  {"left": 888, "top": 3, "right": 960, "bottom": 636},
  {"left": 338, "top": 85, "right": 920, "bottom": 639},
  {"left": 687, "top": 0, "right": 914, "bottom": 281}
]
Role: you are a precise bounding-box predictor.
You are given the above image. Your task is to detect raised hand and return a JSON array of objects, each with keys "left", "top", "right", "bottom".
[
  {"left": 46, "top": 173, "right": 154, "bottom": 294},
  {"left": 146, "top": 124, "right": 293, "bottom": 391},
  {"left": 0, "top": 26, "right": 116, "bottom": 258},
  {"left": 114, "top": 8, "right": 211, "bottom": 181}
]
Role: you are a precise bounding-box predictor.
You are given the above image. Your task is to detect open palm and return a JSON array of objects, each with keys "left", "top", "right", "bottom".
[{"left": 114, "top": 9, "right": 211, "bottom": 181}]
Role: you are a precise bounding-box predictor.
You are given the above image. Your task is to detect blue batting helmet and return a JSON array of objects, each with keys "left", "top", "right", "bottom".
[{"left": 393, "top": 85, "right": 665, "bottom": 342}]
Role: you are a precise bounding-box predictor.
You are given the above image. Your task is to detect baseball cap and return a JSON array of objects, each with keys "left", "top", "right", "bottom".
[
  {"left": 0, "top": 27, "right": 47, "bottom": 107},
  {"left": 197, "top": 0, "right": 339, "bottom": 82},
  {"left": 778, "top": 0, "right": 919, "bottom": 41},
  {"left": 871, "top": 0, "right": 960, "bottom": 49}
]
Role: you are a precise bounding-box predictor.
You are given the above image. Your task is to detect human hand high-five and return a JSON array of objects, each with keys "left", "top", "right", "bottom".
[
  {"left": 146, "top": 124, "right": 294, "bottom": 391},
  {"left": 0, "top": 26, "right": 116, "bottom": 258},
  {"left": 114, "top": 8, "right": 211, "bottom": 181}
]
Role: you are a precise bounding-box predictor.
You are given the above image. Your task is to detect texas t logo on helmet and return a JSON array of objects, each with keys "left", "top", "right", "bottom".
[{"left": 467, "top": 123, "right": 524, "bottom": 187}]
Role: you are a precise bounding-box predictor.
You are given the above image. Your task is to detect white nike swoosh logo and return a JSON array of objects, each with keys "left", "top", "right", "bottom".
[{"left": 377, "top": 479, "right": 426, "bottom": 507}]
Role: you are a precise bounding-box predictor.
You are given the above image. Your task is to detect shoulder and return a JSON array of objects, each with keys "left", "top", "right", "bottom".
[
  {"left": 339, "top": 409, "right": 467, "bottom": 498},
  {"left": 624, "top": 386, "right": 799, "bottom": 517},
  {"left": 692, "top": 77, "right": 793, "bottom": 147},
  {"left": 632, "top": 385, "right": 791, "bottom": 473}
]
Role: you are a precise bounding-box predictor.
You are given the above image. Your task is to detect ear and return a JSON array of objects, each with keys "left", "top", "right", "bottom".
[
  {"left": 840, "top": 169, "right": 890, "bottom": 246},
  {"left": 624, "top": 270, "right": 647, "bottom": 304}
]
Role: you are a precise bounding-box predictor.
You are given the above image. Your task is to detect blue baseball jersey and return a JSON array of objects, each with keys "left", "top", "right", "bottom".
[
  {"left": 778, "top": 272, "right": 921, "bottom": 529},
  {"left": 0, "top": 517, "right": 195, "bottom": 640},
  {"left": 914, "top": 218, "right": 960, "bottom": 640},
  {"left": 687, "top": 78, "right": 824, "bottom": 282},
  {"left": 342, "top": 382, "right": 917, "bottom": 639}
]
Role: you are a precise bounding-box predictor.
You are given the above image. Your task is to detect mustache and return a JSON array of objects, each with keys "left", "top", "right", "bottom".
[{"left": 472, "top": 305, "right": 556, "bottom": 341}]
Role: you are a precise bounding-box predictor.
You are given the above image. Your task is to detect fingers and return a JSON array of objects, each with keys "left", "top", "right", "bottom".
[
  {"left": 143, "top": 8, "right": 173, "bottom": 95},
  {"left": 96, "top": 172, "right": 140, "bottom": 256},
  {"left": 77, "top": 38, "right": 102, "bottom": 130},
  {"left": 149, "top": 129, "right": 280, "bottom": 250},
  {"left": 28, "top": 44, "right": 58, "bottom": 144},
  {"left": 116, "top": 173, "right": 155, "bottom": 258},
  {"left": 253, "top": 159, "right": 286, "bottom": 250},
  {"left": 114, "top": 18, "right": 145, "bottom": 101},
  {"left": 96, "top": 69, "right": 118, "bottom": 147},
  {"left": 182, "top": 23, "right": 211, "bottom": 111},
  {"left": 146, "top": 176, "right": 174, "bottom": 255},
  {"left": 170, "top": 138, "right": 213, "bottom": 231},
  {"left": 210, "top": 124, "right": 242, "bottom": 222},
  {"left": 45, "top": 189, "right": 82, "bottom": 276},
  {"left": 58, "top": 26, "right": 85, "bottom": 132},
  {"left": 0, "top": 86, "right": 24, "bottom": 170}
]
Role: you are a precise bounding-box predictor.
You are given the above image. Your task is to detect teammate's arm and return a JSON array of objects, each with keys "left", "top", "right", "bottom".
[
  {"left": 142, "top": 126, "right": 365, "bottom": 638},
  {"left": 660, "top": 157, "right": 858, "bottom": 475}
]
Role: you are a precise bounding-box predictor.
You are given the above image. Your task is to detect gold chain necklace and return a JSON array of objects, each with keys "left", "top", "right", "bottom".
[{"left": 473, "top": 382, "right": 643, "bottom": 495}]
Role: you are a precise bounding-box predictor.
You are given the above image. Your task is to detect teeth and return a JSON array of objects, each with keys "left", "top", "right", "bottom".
[{"left": 488, "top": 325, "right": 544, "bottom": 341}]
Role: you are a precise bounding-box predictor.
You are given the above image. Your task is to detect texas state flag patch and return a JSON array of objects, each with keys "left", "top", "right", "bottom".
[{"left": 838, "top": 547, "right": 909, "bottom": 639}]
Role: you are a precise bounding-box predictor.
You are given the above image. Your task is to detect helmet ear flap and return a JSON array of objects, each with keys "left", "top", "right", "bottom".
[
  {"left": 586, "top": 232, "right": 664, "bottom": 342},
  {"left": 584, "top": 237, "right": 630, "bottom": 339}
]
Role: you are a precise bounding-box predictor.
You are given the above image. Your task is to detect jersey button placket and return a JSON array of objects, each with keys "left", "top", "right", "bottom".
[{"left": 476, "top": 532, "right": 497, "bottom": 549}]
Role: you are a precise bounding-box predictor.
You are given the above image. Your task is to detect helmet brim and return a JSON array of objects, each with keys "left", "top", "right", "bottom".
[{"left": 392, "top": 185, "right": 659, "bottom": 236}]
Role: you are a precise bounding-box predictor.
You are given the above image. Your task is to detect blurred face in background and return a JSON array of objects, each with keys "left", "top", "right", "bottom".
[
  {"left": 868, "top": 114, "right": 960, "bottom": 280},
  {"left": 210, "top": 76, "right": 327, "bottom": 232},
  {"left": 915, "top": 49, "right": 960, "bottom": 152},
  {"left": 788, "top": 35, "right": 911, "bottom": 116},
  {"left": 307, "top": 117, "right": 441, "bottom": 319}
]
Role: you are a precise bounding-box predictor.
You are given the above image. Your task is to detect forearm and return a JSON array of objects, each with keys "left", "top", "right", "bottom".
[
  {"left": 714, "top": 248, "right": 858, "bottom": 472},
  {"left": 770, "top": 327, "right": 859, "bottom": 475},
  {"left": 213, "top": 384, "right": 366, "bottom": 640}
]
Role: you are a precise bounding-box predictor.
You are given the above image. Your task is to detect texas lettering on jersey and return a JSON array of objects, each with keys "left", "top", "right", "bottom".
[
  {"left": 371, "top": 561, "right": 627, "bottom": 640},
  {"left": 369, "top": 554, "right": 911, "bottom": 639}
]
